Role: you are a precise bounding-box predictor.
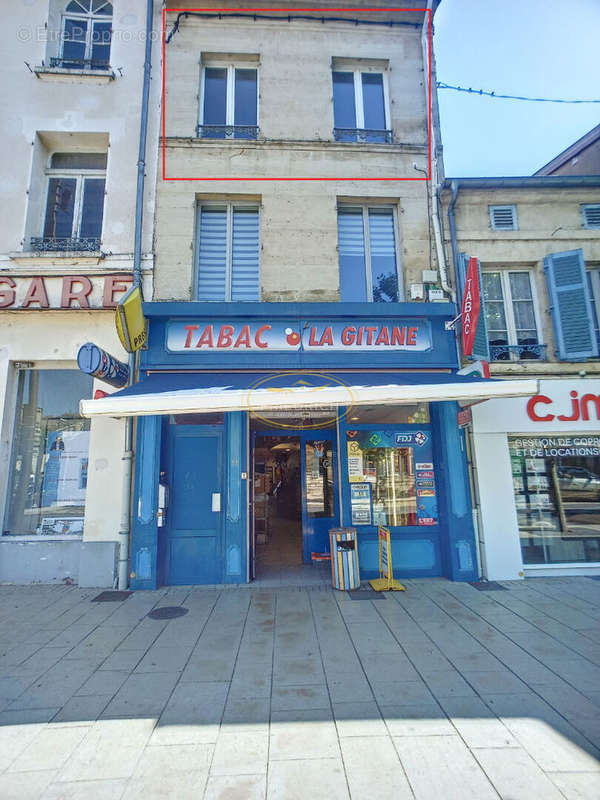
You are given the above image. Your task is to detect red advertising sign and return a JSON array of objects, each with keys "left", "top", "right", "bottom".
[{"left": 461, "top": 257, "right": 481, "bottom": 357}]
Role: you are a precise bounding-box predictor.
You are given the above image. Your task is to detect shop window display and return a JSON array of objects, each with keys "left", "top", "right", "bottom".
[
  {"left": 509, "top": 435, "right": 600, "bottom": 564},
  {"left": 4, "top": 370, "right": 93, "bottom": 536}
]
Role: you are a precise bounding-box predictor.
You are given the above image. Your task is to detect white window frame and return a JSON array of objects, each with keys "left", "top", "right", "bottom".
[
  {"left": 338, "top": 204, "right": 403, "bottom": 302},
  {"left": 488, "top": 204, "right": 518, "bottom": 231},
  {"left": 587, "top": 269, "right": 600, "bottom": 345},
  {"left": 43, "top": 159, "right": 106, "bottom": 240},
  {"left": 334, "top": 67, "right": 391, "bottom": 132},
  {"left": 199, "top": 61, "right": 260, "bottom": 130},
  {"left": 483, "top": 269, "right": 543, "bottom": 359},
  {"left": 194, "top": 203, "right": 261, "bottom": 302},
  {"left": 60, "top": 1, "right": 112, "bottom": 64},
  {"left": 581, "top": 204, "right": 600, "bottom": 229}
]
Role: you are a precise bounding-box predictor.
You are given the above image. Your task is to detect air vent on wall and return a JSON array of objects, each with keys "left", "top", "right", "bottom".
[
  {"left": 582, "top": 204, "right": 600, "bottom": 229},
  {"left": 489, "top": 204, "right": 518, "bottom": 231}
]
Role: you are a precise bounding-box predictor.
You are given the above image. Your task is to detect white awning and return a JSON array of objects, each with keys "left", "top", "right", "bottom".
[{"left": 80, "top": 371, "right": 540, "bottom": 418}]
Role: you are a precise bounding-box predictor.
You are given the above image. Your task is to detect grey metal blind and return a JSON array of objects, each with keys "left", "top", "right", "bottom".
[
  {"left": 196, "top": 208, "right": 227, "bottom": 301},
  {"left": 231, "top": 209, "right": 259, "bottom": 301},
  {"left": 50, "top": 153, "right": 107, "bottom": 170},
  {"left": 368, "top": 208, "right": 395, "bottom": 256},
  {"left": 582, "top": 204, "right": 600, "bottom": 229},
  {"left": 489, "top": 205, "right": 517, "bottom": 231},
  {"left": 338, "top": 207, "right": 365, "bottom": 256},
  {"left": 337, "top": 208, "right": 367, "bottom": 302}
]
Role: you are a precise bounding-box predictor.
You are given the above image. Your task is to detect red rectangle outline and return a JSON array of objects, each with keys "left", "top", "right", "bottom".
[{"left": 162, "top": 7, "right": 431, "bottom": 181}]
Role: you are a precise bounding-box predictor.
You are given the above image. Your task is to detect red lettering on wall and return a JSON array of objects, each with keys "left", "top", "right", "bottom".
[
  {"left": 375, "top": 327, "right": 390, "bottom": 346},
  {"left": 217, "top": 325, "right": 234, "bottom": 348},
  {"left": 320, "top": 326, "right": 333, "bottom": 346},
  {"left": 391, "top": 327, "right": 405, "bottom": 345},
  {"left": 0, "top": 277, "right": 16, "bottom": 308},
  {"left": 407, "top": 327, "right": 418, "bottom": 346},
  {"left": 557, "top": 390, "right": 580, "bottom": 422},
  {"left": 580, "top": 394, "right": 600, "bottom": 421},
  {"left": 341, "top": 326, "right": 355, "bottom": 345},
  {"left": 526, "top": 395, "right": 555, "bottom": 422},
  {"left": 365, "top": 326, "right": 378, "bottom": 345},
  {"left": 61, "top": 275, "right": 93, "bottom": 309},
  {"left": 196, "top": 325, "right": 214, "bottom": 348},
  {"left": 102, "top": 275, "right": 133, "bottom": 308},
  {"left": 21, "top": 277, "right": 49, "bottom": 309},
  {"left": 183, "top": 325, "right": 199, "bottom": 348},
  {"left": 255, "top": 325, "right": 271, "bottom": 349},
  {"left": 234, "top": 325, "right": 252, "bottom": 349}
]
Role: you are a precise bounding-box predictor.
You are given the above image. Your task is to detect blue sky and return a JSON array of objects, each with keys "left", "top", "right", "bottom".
[{"left": 434, "top": 0, "right": 600, "bottom": 177}]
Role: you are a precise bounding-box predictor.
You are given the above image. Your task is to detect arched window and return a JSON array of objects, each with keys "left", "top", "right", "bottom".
[{"left": 59, "top": 1, "right": 113, "bottom": 69}]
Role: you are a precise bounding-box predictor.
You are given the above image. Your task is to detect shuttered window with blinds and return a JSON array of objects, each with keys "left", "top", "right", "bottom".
[
  {"left": 581, "top": 204, "right": 600, "bottom": 229},
  {"left": 489, "top": 205, "right": 518, "bottom": 231},
  {"left": 195, "top": 206, "right": 260, "bottom": 301},
  {"left": 337, "top": 206, "right": 401, "bottom": 302}
]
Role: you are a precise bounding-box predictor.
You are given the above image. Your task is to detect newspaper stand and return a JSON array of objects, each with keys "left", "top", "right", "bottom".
[{"left": 370, "top": 526, "right": 406, "bottom": 592}]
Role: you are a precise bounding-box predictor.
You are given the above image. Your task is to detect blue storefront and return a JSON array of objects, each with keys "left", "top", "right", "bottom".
[{"left": 95, "top": 301, "right": 486, "bottom": 588}]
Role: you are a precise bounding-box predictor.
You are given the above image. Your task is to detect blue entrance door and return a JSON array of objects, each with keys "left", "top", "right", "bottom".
[{"left": 165, "top": 425, "right": 223, "bottom": 585}]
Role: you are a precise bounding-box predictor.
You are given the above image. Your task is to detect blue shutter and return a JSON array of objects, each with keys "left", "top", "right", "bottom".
[
  {"left": 338, "top": 208, "right": 367, "bottom": 301},
  {"left": 196, "top": 208, "right": 227, "bottom": 301},
  {"left": 544, "top": 248, "right": 598, "bottom": 360},
  {"left": 231, "top": 209, "right": 260, "bottom": 301},
  {"left": 457, "top": 253, "right": 490, "bottom": 361}
]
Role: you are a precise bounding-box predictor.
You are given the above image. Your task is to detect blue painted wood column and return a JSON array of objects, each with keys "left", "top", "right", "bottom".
[
  {"left": 224, "top": 412, "right": 247, "bottom": 583},
  {"left": 130, "top": 415, "right": 161, "bottom": 589},
  {"left": 434, "top": 401, "right": 479, "bottom": 582}
]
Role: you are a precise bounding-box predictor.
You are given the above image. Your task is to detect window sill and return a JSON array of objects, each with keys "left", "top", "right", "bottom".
[
  {"left": 34, "top": 65, "right": 115, "bottom": 84},
  {"left": 8, "top": 250, "right": 105, "bottom": 268},
  {"left": 166, "top": 136, "right": 425, "bottom": 154},
  {"left": 1, "top": 535, "right": 83, "bottom": 542}
]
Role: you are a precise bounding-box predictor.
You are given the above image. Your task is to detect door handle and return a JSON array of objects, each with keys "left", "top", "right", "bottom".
[{"left": 212, "top": 492, "right": 221, "bottom": 512}]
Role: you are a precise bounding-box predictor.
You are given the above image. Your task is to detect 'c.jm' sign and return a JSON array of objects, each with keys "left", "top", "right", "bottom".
[{"left": 527, "top": 390, "right": 600, "bottom": 423}]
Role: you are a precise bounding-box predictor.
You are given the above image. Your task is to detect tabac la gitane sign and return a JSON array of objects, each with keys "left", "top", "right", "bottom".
[{"left": 461, "top": 257, "right": 481, "bottom": 357}]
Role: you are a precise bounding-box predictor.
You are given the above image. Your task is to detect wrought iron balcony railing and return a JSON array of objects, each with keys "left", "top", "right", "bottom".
[
  {"left": 49, "top": 57, "right": 111, "bottom": 71},
  {"left": 197, "top": 125, "right": 259, "bottom": 140},
  {"left": 30, "top": 237, "right": 101, "bottom": 253},
  {"left": 489, "top": 343, "right": 547, "bottom": 361},
  {"left": 334, "top": 128, "right": 393, "bottom": 144}
]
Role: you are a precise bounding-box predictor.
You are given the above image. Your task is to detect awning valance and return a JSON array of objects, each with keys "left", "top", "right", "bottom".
[{"left": 80, "top": 371, "right": 540, "bottom": 418}]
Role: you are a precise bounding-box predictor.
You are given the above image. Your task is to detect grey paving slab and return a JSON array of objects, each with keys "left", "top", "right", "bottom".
[
  {"left": 474, "top": 747, "right": 567, "bottom": 800},
  {"left": 547, "top": 771, "right": 600, "bottom": 800},
  {"left": 341, "top": 735, "right": 414, "bottom": 799},
  {"left": 100, "top": 671, "right": 180, "bottom": 718},
  {"left": 270, "top": 708, "right": 340, "bottom": 760},
  {"left": 381, "top": 703, "right": 454, "bottom": 737},
  {"left": 74, "top": 670, "right": 129, "bottom": 697},
  {"left": 41, "top": 778, "right": 128, "bottom": 800},
  {"left": 221, "top": 695, "right": 270, "bottom": 732},
  {"left": 266, "top": 757, "right": 349, "bottom": 800},
  {"left": 0, "top": 769, "right": 57, "bottom": 800},
  {"left": 6, "top": 724, "right": 90, "bottom": 773},
  {"left": 121, "top": 772, "right": 209, "bottom": 800},
  {"left": 393, "top": 735, "right": 499, "bottom": 799},
  {"left": 371, "top": 679, "right": 438, "bottom": 707},
  {"left": 203, "top": 774, "right": 266, "bottom": 800},
  {"left": 436, "top": 695, "right": 519, "bottom": 748},
  {"left": 332, "top": 701, "right": 388, "bottom": 738},
  {"left": 52, "top": 694, "right": 112, "bottom": 724},
  {"left": 271, "top": 684, "right": 331, "bottom": 711}
]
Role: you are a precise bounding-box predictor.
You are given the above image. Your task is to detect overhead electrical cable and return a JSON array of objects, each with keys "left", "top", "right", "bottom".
[{"left": 437, "top": 82, "right": 600, "bottom": 104}]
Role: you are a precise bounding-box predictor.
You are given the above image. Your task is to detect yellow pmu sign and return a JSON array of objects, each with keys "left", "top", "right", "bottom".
[
  {"left": 115, "top": 286, "right": 147, "bottom": 352},
  {"left": 370, "top": 526, "right": 406, "bottom": 592}
]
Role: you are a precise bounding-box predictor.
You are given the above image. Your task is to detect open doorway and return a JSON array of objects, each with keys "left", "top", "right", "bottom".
[{"left": 253, "top": 435, "right": 303, "bottom": 575}]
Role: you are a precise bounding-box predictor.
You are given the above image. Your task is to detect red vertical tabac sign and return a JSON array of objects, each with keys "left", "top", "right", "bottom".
[{"left": 462, "top": 257, "right": 481, "bottom": 357}]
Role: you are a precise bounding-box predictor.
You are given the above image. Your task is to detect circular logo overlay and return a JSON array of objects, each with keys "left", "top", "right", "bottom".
[{"left": 245, "top": 371, "right": 356, "bottom": 430}]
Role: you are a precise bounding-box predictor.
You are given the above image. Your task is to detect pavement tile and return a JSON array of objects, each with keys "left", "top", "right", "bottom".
[
  {"left": 547, "top": 771, "right": 600, "bottom": 800},
  {"left": 266, "top": 758, "right": 349, "bottom": 800},
  {"left": 41, "top": 778, "right": 128, "bottom": 800},
  {"left": 0, "top": 722, "right": 47, "bottom": 771},
  {"left": 132, "top": 743, "right": 213, "bottom": 776},
  {"left": 437, "top": 695, "right": 519, "bottom": 748},
  {"left": 120, "top": 772, "right": 209, "bottom": 800},
  {"left": 134, "top": 646, "right": 194, "bottom": 674},
  {"left": 221, "top": 695, "right": 270, "bottom": 732},
  {"left": 75, "top": 670, "right": 129, "bottom": 697},
  {"left": 340, "top": 736, "right": 413, "bottom": 799},
  {"left": 99, "top": 650, "right": 145, "bottom": 672},
  {"left": 210, "top": 731, "right": 268, "bottom": 775},
  {"left": 52, "top": 695, "right": 112, "bottom": 724},
  {"left": 371, "top": 680, "right": 437, "bottom": 707},
  {"left": 460, "top": 669, "right": 529, "bottom": 695},
  {"left": 393, "top": 734, "right": 499, "bottom": 799},
  {"left": 0, "top": 769, "right": 57, "bottom": 800},
  {"left": 101, "top": 671, "right": 180, "bottom": 718},
  {"left": 270, "top": 710, "right": 340, "bottom": 760},
  {"left": 420, "top": 670, "right": 477, "bottom": 699},
  {"left": 151, "top": 681, "right": 229, "bottom": 744},
  {"left": 474, "top": 747, "right": 567, "bottom": 800},
  {"left": 7, "top": 725, "right": 90, "bottom": 772},
  {"left": 203, "top": 773, "right": 266, "bottom": 800},
  {"left": 380, "top": 703, "right": 454, "bottom": 737},
  {"left": 332, "top": 701, "right": 388, "bottom": 738},
  {"left": 271, "top": 684, "right": 330, "bottom": 712}
]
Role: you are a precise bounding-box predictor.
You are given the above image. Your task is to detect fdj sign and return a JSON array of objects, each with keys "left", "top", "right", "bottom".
[{"left": 167, "top": 320, "right": 432, "bottom": 352}]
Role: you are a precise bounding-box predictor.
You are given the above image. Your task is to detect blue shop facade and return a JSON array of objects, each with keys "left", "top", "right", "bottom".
[{"left": 127, "top": 302, "right": 480, "bottom": 588}]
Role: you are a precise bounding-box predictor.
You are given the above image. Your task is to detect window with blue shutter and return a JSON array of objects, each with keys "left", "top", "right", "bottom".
[
  {"left": 544, "top": 248, "right": 598, "bottom": 361},
  {"left": 196, "top": 206, "right": 260, "bottom": 301},
  {"left": 337, "top": 206, "right": 400, "bottom": 302}
]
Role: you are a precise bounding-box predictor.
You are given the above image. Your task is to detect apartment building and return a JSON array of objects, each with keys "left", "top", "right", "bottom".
[{"left": 0, "top": 1, "right": 161, "bottom": 585}]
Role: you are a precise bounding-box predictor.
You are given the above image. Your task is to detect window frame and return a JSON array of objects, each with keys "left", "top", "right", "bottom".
[
  {"left": 337, "top": 204, "right": 404, "bottom": 303},
  {"left": 488, "top": 204, "right": 518, "bottom": 231},
  {"left": 60, "top": 1, "right": 112, "bottom": 67},
  {"left": 194, "top": 203, "right": 261, "bottom": 302},
  {"left": 332, "top": 66, "right": 391, "bottom": 139},
  {"left": 42, "top": 156, "right": 106, "bottom": 242},
  {"left": 586, "top": 268, "right": 600, "bottom": 350},
  {"left": 482, "top": 268, "right": 544, "bottom": 360},
  {"left": 198, "top": 61, "right": 260, "bottom": 137},
  {"left": 581, "top": 204, "right": 600, "bottom": 229}
]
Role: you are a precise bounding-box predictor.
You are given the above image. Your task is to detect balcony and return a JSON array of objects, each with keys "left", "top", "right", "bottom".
[
  {"left": 333, "top": 128, "right": 393, "bottom": 144},
  {"left": 489, "top": 344, "right": 547, "bottom": 361},
  {"left": 49, "top": 57, "right": 111, "bottom": 71},
  {"left": 30, "top": 237, "right": 101, "bottom": 253},
  {"left": 196, "top": 125, "right": 259, "bottom": 140}
]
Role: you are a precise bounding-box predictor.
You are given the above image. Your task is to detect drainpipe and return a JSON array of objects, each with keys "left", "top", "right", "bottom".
[
  {"left": 421, "top": 1, "right": 455, "bottom": 302},
  {"left": 118, "top": 0, "right": 154, "bottom": 590},
  {"left": 447, "top": 179, "right": 461, "bottom": 296}
]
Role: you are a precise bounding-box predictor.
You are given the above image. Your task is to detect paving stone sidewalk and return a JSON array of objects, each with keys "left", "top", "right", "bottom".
[{"left": 0, "top": 577, "right": 599, "bottom": 799}]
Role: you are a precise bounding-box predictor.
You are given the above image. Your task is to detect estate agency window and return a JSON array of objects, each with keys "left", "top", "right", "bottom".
[
  {"left": 509, "top": 435, "right": 600, "bottom": 564},
  {"left": 4, "top": 370, "right": 93, "bottom": 537}
]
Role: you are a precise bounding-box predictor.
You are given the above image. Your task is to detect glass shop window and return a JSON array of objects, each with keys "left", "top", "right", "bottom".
[
  {"left": 4, "top": 370, "right": 93, "bottom": 537},
  {"left": 361, "top": 446, "right": 416, "bottom": 527},
  {"left": 347, "top": 404, "right": 430, "bottom": 425},
  {"left": 509, "top": 435, "right": 600, "bottom": 564},
  {"left": 305, "top": 439, "right": 334, "bottom": 518}
]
